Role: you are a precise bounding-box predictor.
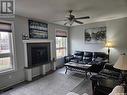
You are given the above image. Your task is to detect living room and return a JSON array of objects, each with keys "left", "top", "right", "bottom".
[{"left": 0, "top": 0, "right": 127, "bottom": 95}]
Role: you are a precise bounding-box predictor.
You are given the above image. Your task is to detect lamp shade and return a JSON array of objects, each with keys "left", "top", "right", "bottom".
[
  {"left": 113, "top": 54, "right": 127, "bottom": 70},
  {"left": 105, "top": 41, "right": 113, "bottom": 48}
]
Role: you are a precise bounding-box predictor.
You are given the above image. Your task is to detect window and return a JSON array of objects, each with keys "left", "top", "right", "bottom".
[
  {"left": 56, "top": 29, "right": 67, "bottom": 58},
  {"left": 0, "top": 22, "right": 14, "bottom": 72}
]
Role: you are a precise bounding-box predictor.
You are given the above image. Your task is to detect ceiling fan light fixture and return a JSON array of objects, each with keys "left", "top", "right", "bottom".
[{"left": 56, "top": 10, "right": 90, "bottom": 26}]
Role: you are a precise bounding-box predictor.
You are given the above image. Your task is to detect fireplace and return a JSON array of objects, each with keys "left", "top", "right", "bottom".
[
  {"left": 23, "top": 40, "right": 55, "bottom": 81},
  {"left": 27, "top": 43, "right": 51, "bottom": 67}
]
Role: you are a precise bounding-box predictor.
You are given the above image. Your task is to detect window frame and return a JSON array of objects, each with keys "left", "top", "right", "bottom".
[
  {"left": 55, "top": 29, "right": 68, "bottom": 59},
  {"left": 0, "top": 20, "right": 16, "bottom": 74}
]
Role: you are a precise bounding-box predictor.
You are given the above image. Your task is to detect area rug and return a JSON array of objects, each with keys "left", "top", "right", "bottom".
[
  {"left": 1, "top": 70, "right": 84, "bottom": 95},
  {"left": 72, "top": 78, "right": 92, "bottom": 95},
  {"left": 66, "top": 92, "right": 88, "bottom": 95}
]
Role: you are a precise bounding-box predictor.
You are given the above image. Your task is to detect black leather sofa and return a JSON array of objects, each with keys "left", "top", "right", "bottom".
[
  {"left": 90, "top": 64, "right": 121, "bottom": 95},
  {"left": 64, "top": 51, "right": 108, "bottom": 74},
  {"left": 64, "top": 51, "right": 108, "bottom": 63}
]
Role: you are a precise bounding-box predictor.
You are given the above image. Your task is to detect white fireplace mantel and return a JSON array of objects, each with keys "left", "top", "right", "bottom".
[{"left": 23, "top": 39, "right": 53, "bottom": 44}]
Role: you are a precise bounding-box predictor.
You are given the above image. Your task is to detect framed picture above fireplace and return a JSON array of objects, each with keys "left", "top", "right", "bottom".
[
  {"left": 28, "top": 20, "right": 48, "bottom": 39},
  {"left": 84, "top": 26, "right": 106, "bottom": 44}
]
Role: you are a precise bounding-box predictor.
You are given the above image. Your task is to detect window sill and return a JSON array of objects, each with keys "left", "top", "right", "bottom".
[
  {"left": 0, "top": 68, "right": 16, "bottom": 75},
  {"left": 56, "top": 57, "right": 64, "bottom": 60}
]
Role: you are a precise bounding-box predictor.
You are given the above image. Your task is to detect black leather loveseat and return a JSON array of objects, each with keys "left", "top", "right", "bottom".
[{"left": 90, "top": 64, "right": 121, "bottom": 95}]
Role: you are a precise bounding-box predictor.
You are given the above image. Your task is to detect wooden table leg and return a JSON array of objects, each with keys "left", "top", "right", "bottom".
[{"left": 65, "top": 66, "right": 68, "bottom": 74}]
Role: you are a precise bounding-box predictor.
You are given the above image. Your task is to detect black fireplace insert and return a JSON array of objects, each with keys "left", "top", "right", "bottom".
[{"left": 27, "top": 43, "right": 51, "bottom": 68}]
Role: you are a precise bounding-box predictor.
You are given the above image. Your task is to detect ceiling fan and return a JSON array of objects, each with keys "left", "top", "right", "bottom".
[{"left": 63, "top": 10, "right": 90, "bottom": 26}]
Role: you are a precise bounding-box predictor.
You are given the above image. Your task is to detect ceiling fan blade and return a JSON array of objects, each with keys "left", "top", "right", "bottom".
[
  {"left": 76, "top": 16, "right": 90, "bottom": 19},
  {"left": 75, "top": 20, "right": 83, "bottom": 24}
]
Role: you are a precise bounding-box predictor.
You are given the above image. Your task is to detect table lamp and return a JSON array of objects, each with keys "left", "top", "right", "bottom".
[
  {"left": 113, "top": 54, "right": 127, "bottom": 83},
  {"left": 105, "top": 41, "right": 113, "bottom": 63}
]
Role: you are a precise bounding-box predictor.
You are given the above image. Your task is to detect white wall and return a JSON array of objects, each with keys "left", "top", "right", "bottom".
[
  {"left": 0, "top": 16, "right": 27, "bottom": 89},
  {"left": 69, "top": 17, "right": 127, "bottom": 64},
  {"left": 0, "top": 15, "right": 69, "bottom": 89}
]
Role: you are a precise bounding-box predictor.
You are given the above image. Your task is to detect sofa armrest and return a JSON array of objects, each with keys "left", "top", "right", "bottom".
[
  {"left": 90, "top": 75, "right": 121, "bottom": 95},
  {"left": 64, "top": 55, "right": 74, "bottom": 63},
  {"left": 99, "top": 64, "right": 121, "bottom": 79}
]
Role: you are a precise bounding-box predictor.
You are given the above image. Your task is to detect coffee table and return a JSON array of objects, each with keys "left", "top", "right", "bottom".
[{"left": 64, "top": 62, "right": 92, "bottom": 78}]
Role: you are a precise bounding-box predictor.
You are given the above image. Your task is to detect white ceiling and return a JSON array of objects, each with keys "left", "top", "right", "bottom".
[{"left": 16, "top": 0, "right": 127, "bottom": 26}]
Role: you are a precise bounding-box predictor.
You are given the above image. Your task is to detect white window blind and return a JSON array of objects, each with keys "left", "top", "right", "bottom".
[
  {"left": 56, "top": 29, "right": 67, "bottom": 37},
  {"left": 0, "top": 22, "right": 14, "bottom": 72},
  {"left": 0, "top": 22, "right": 12, "bottom": 32}
]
